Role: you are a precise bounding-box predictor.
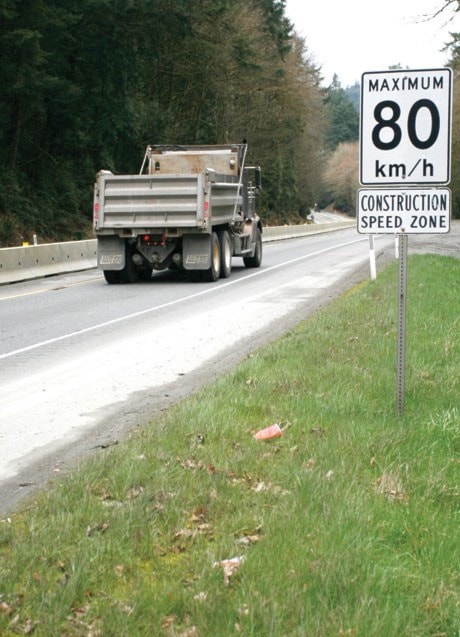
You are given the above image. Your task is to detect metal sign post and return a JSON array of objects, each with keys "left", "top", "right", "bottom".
[
  {"left": 358, "top": 68, "right": 452, "bottom": 417},
  {"left": 396, "top": 235, "right": 408, "bottom": 415}
]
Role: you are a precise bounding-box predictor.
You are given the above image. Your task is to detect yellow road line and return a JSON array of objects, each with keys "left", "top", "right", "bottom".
[{"left": 0, "top": 276, "right": 99, "bottom": 301}]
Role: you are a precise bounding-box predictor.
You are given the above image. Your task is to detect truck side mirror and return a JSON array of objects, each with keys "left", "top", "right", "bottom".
[
  {"left": 244, "top": 166, "right": 262, "bottom": 192},
  {"left": 254, "top": 167, "right": 262, "bottom": 192}
]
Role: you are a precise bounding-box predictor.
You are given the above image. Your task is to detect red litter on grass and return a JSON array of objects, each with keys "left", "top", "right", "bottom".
[{"left": 253, "top": 423, "right": 282, "bottom": 441}]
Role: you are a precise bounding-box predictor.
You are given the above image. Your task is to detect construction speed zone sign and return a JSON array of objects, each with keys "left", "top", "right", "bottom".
[{"left": 360, "top": 68, "right": 452, "bottom": 186}]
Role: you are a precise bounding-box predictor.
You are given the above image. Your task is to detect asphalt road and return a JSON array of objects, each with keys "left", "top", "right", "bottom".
[{"left": 0, "top": 224, "right": 458, "bottom": 515}]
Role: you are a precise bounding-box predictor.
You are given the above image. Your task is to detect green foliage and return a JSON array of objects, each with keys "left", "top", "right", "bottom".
[
  {"left": 323, "top": 76, "right": 359, "bottom": 151},
  {"left": 256, "top": 0, "right": 292, "bottom": 57},
  {"left": 344, "top": 81, "right": 360, "bottom": 111},
  {"left": 0, "top": 0, "right": 328, "bottom": 244}
]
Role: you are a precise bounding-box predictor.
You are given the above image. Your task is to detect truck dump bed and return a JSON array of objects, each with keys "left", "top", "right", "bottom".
[{"left": 94, "top": 145, "right": 245, "bottom": 234}]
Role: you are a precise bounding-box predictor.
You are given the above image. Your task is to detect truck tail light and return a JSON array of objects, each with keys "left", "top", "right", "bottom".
[{"left": 142, "top": 234, "right": 166, "bottom": 246}]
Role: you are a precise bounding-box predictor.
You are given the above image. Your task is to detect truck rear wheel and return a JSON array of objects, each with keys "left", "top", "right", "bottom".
[
  {"left": 202, "top": 232, "right": 221, "bottom": 282},
  {"left": 103, "top": 270, "right": 122, "bottom": 284},
  {"left": 120, "top": 245, "right": 140, "bottom": 283},
  {"left": 138, "top": 269, "right": 152, "bottom": 281},
  {"left": 218, "top": 230, "right": 232, "bottom": 278},
  {"left": 243, "top": 228, "right": 262, "bottom": 268}
]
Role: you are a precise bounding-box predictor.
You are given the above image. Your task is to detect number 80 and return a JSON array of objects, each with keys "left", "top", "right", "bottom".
[{"left": 372, "top": 99, "right": 440, "bottom": 151}]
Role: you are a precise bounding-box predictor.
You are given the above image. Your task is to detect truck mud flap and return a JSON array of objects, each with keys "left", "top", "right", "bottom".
[
  {"left": 97, "top": 236, "right": 125, "bottom": 270},
  {"left": 183, "top": 234, "right": 211, "bottom": 270}
]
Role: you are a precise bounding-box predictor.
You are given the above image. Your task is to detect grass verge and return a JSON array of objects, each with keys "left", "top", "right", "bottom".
[{"left": 0, "top": 254, "right": 459, "bottom": 636}]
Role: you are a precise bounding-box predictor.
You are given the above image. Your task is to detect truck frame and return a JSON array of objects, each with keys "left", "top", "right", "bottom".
[{"left": 93, "top": 143, "right": 262, "bottom": 283}]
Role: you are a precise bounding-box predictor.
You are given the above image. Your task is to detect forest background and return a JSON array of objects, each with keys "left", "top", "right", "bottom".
[{"left": 0, "top": 0, "right": 459, "bottom": 247}]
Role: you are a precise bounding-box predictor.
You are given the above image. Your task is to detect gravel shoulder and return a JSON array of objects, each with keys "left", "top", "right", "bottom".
[{"left": 394, "top": 219, "right": 460, "bottom": 259}]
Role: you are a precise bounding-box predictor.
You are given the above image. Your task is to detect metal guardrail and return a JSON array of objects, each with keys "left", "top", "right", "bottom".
[{"left": 0, "top": 220, "right": 354, "bottom": 285}]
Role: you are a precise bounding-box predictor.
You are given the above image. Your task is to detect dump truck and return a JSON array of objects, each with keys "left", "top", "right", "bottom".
[{"left": 93, "top": 144, "right": 262, "bottom": 283}]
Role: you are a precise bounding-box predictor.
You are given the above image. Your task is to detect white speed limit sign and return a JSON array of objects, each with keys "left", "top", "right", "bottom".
[{"left": 360, "top": 68, "right": 452, "bottom": 185}]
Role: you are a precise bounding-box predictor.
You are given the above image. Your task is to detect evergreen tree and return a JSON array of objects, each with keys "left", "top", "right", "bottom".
[
  {"left": 344, "top": 82, "right": 360, "bottom": 112},
  {"left": 323, "top": 75, "right": 359, "bottom": 151}
]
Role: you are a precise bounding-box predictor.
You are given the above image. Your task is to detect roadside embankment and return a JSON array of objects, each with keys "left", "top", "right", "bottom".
[{"left": 0, "top": 252, "right": 457, "bottom": 636}]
